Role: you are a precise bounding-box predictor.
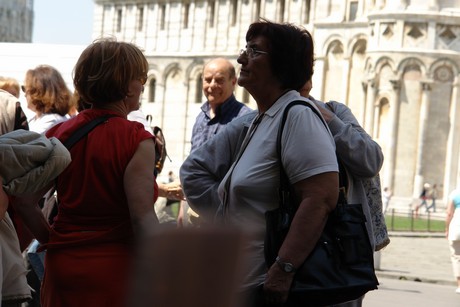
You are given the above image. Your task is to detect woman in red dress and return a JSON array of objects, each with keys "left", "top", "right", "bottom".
[{"left": 13, "top": 39, "right": 159, "bottom": 307}]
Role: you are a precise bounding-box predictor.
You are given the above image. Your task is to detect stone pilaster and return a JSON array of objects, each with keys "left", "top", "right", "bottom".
[
  {"left": 412, "top": 80, "right": 433, "bottom": 198},
  {"left": 443, "top": 76, "right": 460, "bottom": 197},
  {"left": 383, "top": 78, "right": 401, "bottom": 190},
  {"left": 364, "top": 76, "right": 377, "bottom": 136}
]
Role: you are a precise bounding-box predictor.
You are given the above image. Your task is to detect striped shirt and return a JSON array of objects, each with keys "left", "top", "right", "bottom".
[{"left": 191, "top": 95, "right": 252, "bottom": 152}]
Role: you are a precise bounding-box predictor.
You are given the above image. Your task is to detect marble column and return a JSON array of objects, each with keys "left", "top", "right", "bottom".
[
  {"left": 341, "top": 58, "right": 351, "bottom": 104},
  {"left": 383, "top": 78, "right": 401, "bottom": 190},
  {"left": 443, "top": 76, "right": 460, "bottom": 199},
  {"left": 361, "top": 81, "right": 368, "bottom": 126},
  {"left": 364, "top": 77, "right": 377, "bottom": 136},
  {"left": 412, "top": 80, "right": 432, "bottom": 198}
]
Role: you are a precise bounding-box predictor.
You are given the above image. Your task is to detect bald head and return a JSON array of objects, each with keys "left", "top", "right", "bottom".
[
  {"left": 202, "top": 58, "right": 237, "bottom": 107},
  {"left": 203, "top": 58, "right": 236, "bottom": 79}
]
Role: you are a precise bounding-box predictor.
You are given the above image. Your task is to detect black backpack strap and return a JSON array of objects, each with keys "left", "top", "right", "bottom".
[
  {"left": 63, "top": 114, "right": 115, "bottom": 149},
  {"left": 276, "top": 100, "right": 348, "bottom": 204},
  {"left": 49, "top": 114, "right": 116, "bottom": 224}
]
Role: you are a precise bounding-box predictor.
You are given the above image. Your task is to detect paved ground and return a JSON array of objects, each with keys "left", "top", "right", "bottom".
[
  {"left": 365, "top": 277, "right": 459, "bottom": 306},
  {"left": 375, "top": 232, "right": 455, "bottom": 286},
  {"left": 365, "top": 232, "right": 460, "bottom": 306}
]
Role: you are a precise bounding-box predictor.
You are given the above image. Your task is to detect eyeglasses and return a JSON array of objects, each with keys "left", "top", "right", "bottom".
[{"left": 239, "top": 47, "right": 269, "bottom": 58}]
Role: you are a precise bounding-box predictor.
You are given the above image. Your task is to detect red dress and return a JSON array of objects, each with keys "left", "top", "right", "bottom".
[{"left": 42, "top": 109, "right": 156, "bottom": 307}]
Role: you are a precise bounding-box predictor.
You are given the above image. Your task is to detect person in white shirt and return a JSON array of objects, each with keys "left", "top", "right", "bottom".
[{"left": 23, "top": 65, "right": 71, "bottom": 134}]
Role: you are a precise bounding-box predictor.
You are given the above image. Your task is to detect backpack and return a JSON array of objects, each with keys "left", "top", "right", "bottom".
[{"left": 153, "top": 126, "right": 170, "bottom": 176}]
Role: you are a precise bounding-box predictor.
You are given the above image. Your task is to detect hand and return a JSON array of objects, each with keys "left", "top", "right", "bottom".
[
  {"left": 165, "top": 182, "right": 185, "bottom": 201},
  {"left": 8, "top": 184, "right": 53, "bottom": 244},
  {"left": 311, "top": 100, "right": 334, "bottom": 123},
  {"left": 263, "top": 262, "right": 295, "bottom": 305},
  {"left": 158, "top": 182, "right": 186, "bottom": 201}
]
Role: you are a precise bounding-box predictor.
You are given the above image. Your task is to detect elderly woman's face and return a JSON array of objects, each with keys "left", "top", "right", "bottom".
[{"left": 237, "top": 36, "right": 275, "bottom": 94}]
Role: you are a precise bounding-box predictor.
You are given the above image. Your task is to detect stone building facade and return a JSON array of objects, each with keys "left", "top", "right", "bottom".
[
  {"left": 92, "top": 0, "right": 460, "bottom": 206},
  {"left": 0, "top": 0, "right": 33, "bottom": 42}
]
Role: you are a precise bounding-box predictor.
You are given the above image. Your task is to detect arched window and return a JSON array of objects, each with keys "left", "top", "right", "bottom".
[
  {"left": 149, "top": 78, "right": 156, "bottom": 102},
  {"left": 195, "top": 74, "right": 203, "bottom": 103}
]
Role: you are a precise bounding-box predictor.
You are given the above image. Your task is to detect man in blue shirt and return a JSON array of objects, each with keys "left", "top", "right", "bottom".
[
  {"left": 190, "top": 57, "right": 252, "bottom": 151},
  {"left": 178, "top": 57, "right": 252, "bottom": 225}
]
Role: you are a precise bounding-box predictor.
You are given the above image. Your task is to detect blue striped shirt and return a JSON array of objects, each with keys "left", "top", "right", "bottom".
[{"left": 191, "top": 95, "right": 252, "bottom": 152}]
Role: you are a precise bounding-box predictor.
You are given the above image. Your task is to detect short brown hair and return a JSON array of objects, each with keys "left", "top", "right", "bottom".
[
  {"left": 245, "top": 19, "right": 314, "bottom": 91},
  {"left": 73, "top": 39, "right": 149, "bottom": 106},
  {"left": 23, "top": 65, "right": 72, "bottom": 116}
]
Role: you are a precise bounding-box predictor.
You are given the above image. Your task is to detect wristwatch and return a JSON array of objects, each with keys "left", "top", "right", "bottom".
[{"left": 275, "top": 256, "right": 296, "bottom": 273}]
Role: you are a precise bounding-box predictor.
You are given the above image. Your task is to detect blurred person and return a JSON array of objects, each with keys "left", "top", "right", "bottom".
[
  {"left": 129, "top": 109, "right": 185, "bottom": 224},
  {"left": 1, "top": 128, "right": 70, "bottom": 306},
  {"left": 177, "top": 57, "right": 252, "bottom": 226},
  {"left": 22, "top": 65, "right": 72, "bottom": 134},
  {"left": 181, "top": 20, "right": 339, "bottom": 306},
  {"left": 426, "top": 183, "right": 438, "bottom": 213},
  {"left": 0, "top": 76, "right": 29, "bottom": 132},
  {"left": 181, "top": 20, "right": 386, "bottom": 306},
  {"left": 446, "top": 186, "right": 460, "bottom": 294},
  {"left": 0, "top": 76, "right": 20, "bottom": 98},
  {"left": 19, "top": 65, "right": 73, "bottom": 305},
  {"left": 299, "top": 80, "right": 385, "bottom": 307},
  {"left": 0, "top": 89, "right": 35, "bottom": 306},
  {"left": 13, "top": 39, "right": 159, "bottom": 307},
  {"left": 415, "top": 182, "right": 431, "bottom": 217},
  {"left": 0, "top": 180, "right": 32, "bottom": 306},
  {"left": 383, "top": 187, "right": 392, "bottom": 214}
]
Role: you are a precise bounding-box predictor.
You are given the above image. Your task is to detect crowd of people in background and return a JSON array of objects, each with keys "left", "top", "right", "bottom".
[{"left": 1, "top": 18, "right": 460, "bottom": 307}]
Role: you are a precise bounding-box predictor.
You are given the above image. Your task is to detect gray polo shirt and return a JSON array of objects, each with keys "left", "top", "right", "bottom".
[{"left": 218, "top": 90, "right": 338, "bottom": 289}]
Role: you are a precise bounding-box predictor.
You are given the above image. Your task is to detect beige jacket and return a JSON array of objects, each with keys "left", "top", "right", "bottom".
[
  {"left": 0, "top": 129, "right": 71, "bottom": 195},
  {"left": 0, "top": 89, "right": 17, "bottom": 136},
  {"left": 0, "top": 130, "right": 70, "bottom": 302},
  {"left": 0, "top": 213, "right": 31, "bottom": 303}
]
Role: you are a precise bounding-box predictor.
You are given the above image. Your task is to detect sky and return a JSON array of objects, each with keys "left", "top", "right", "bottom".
[{"left": 32, "top": 0, "right": 94, "bottom": 45}]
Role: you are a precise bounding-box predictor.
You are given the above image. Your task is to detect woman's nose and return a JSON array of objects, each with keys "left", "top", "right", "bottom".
[{"left": 237, "top": 54, "right": 247, "bottom": 65}]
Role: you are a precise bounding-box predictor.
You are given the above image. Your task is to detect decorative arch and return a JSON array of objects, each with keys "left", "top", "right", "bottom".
[
  {"left": 186, "top": 61, "right": 205, "bottom": 103},
  {"left": 347, "top": 34, "right": 367, "bottom": 58},
  {"left": 397, "top": 57, "right": 426, "bottom": 77},
  {"left": 147, "top": 76, "right": 157, "bottom": 103},
  {"left": 375, "top": 95, "right": 391, "bottom": 141},
  {"left": 374, "top": 56, "right": 396, "bottom": 75},
  {"left": 322, "top": 39, "right": 346, "bottom": 101},
  {"left": 347, "top": 37, "right": 368, "bottom": 118},
  {"left": 162, "top": 62, "right": 182, "bottom": 84},
  {"left": 185, "top": 59, "right": 205, "bottom": 80},
  {"left": 325, "top": 39, "right": 345, "bottom": 57},
  {"left": 321, "top": 35, "right": 345, "bottom": 56},
  {"left": 429, "top": 59, "right": 458, "bottom": 83}
]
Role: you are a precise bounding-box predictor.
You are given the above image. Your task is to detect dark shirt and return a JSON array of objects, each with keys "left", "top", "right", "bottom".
[
  {"left": 191, "top": 95, "right": 252, "bottom": 152},
  {"left": 14, "top": 105, "right": 29, "bottom": 131}
]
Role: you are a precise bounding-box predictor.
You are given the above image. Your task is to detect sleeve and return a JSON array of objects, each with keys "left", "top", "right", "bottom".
[
  {"left": 326, "top": 101, "right": 384, "bottom": 178},
  {"left": 180, "top": 112, "right": 257, "bottom": 220},
  {"left": 282, "top": 105, "right": 338, "bottom": 184}
]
